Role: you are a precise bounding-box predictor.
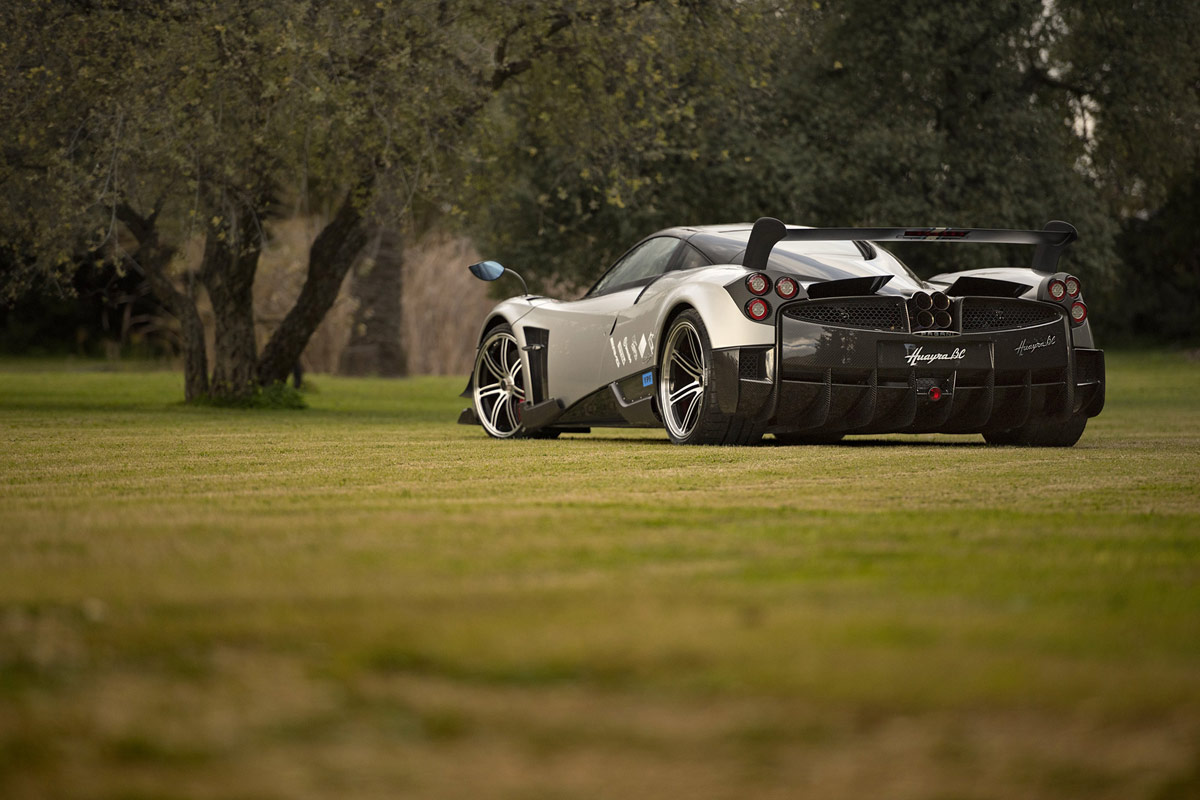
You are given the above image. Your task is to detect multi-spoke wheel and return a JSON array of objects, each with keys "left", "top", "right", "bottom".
[
  {"left": 661, "top": 314, "right": 707, "bottom": 440},
  {"left": 658, "top": 310, "right": 763, "bottom": 446},
  {"left": 473, "top": 325, "right": 527, "bottom": 439}
]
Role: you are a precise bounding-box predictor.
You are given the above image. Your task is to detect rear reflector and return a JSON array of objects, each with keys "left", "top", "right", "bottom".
[{"left": 746, "top": 298, "right": 771, "bottom": 320}]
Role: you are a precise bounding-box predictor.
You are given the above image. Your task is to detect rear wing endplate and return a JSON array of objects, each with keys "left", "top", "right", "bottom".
[{"left": 742, "top": 217, "right": 1077, "bottom": 273}]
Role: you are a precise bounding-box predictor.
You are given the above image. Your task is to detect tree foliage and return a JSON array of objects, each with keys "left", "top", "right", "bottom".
[
  {"left": 2, "top": 0, "right": 680, "bottom": 398},
  {"left": 463, "top": 0, "right": 1198, "bottom": 343},
  {"left": 2, "top": 0, "right": 1197, "bottom": 380}
]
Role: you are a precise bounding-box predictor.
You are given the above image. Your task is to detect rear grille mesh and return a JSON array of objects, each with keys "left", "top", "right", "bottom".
[
  {"left": 961, "top": 300, "right": 1061, "bottom": 332},
  {"left": 784, "top": 298, "right": 907, "bottom": 331}
]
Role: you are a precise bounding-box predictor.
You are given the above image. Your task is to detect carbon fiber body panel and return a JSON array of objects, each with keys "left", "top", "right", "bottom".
[{"left": 734, "top": 297, "right": 1104, "bottom": 435}]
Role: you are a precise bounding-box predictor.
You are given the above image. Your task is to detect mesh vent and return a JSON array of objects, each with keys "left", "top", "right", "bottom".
[
  {"left": 784, "top": 298, "right": 906, "bottom": 331},
  {"left": 961, "top": 300, "right": 1061, "bottom": 332},
  {"left": 739, "top": 349, "right": 765, "bottom": 380}
]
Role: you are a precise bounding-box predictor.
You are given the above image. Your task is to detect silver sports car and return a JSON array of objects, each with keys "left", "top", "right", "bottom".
[{"left": 459, "top": 217, "right": 1105, "bottom": 446}]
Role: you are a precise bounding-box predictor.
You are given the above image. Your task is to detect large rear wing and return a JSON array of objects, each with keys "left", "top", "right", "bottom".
[{"left": 742, "top": 217, "right": 1077, "bottom": 273}]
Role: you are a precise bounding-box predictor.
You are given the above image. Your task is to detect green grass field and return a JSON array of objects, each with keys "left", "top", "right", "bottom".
[{"left": 1, "top": 352, "right": 1198, "bottom": 800}]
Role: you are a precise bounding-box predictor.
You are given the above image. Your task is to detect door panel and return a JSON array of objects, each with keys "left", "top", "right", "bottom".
[
  {"left": 530, "top": 236, "right": 682, "bottom": 406},
  {"left": 519, "top": 289, "right": 639, "bottom": 407},
  {"left": 606, "top": 273, "right": 688, "bottom": 384}
]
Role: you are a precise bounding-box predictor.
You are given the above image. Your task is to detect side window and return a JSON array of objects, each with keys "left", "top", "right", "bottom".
[
  {"left": 589, "top": 237, "right": 680, "bottom": 296},
  {"left": 673, "top": 242, "right": 711, "bottom": 271}
]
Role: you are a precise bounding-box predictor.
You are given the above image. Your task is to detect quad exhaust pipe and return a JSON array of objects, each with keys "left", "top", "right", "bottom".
[{"left": 910, "top": 291, "right": 954, "bottom": 330}]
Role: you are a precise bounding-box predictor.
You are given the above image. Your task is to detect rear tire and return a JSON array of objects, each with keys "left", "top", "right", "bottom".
[
  {"left": 658, "top": 310, "right": 762, "bottom": 446},
  {"left": 983, "top": 413, "right": 1087, "bottom": 447}
]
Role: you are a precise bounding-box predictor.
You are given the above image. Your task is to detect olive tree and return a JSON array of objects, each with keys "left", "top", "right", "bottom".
[{"left": 0, "top": 0, "right": 660, "bottom": 400}]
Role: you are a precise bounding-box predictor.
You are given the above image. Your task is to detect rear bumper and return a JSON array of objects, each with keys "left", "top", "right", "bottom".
[{"left": 716, "top": 312, "right": 1105, "bottom": 435}]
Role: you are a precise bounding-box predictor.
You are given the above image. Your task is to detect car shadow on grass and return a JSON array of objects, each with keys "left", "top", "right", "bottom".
[{"left": 553, "top": 434, "right": 992, "bottom": 448}]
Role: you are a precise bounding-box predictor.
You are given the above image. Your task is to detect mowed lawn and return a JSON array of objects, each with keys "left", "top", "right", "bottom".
[{"left": 1, "top": 352, "right": 1198, "bottom": 800}]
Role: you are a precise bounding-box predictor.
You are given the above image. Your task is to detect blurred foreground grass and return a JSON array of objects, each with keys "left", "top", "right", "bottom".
[{"left": 1, "top": 352, "right": 1198, "bottom": 800}]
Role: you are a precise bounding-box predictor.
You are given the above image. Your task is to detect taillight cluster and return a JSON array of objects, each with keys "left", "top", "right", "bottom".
[
  {"left": 909, "top": 291, "right": 953, "bottom": 330},
  {"left": 743, "top": 273, "right": 800, "bottom": 320},
  {"left": 1043, "top": 273, "right": 1086, "bottom": 325}
]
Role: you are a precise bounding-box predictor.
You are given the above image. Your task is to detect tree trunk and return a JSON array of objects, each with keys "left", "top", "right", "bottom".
[
  {"left": 162, "top": 276, "right": 210, "bottom": 402},
  {"left": 257, "top": 185, "right": 372, "bottom": 384},
  {"left": 116, "top": 203, "right": 210, "bottom": 400},
  {"left": 339, "top": 227, "right": 407, "bottom": 377},
  {"left": 199, "top": 207, "right": 261, "bottom": 400}
]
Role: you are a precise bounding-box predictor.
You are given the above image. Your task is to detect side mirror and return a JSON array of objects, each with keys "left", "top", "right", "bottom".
[
  {"left": 469, "top": 260, "right": 506, "bottom": 282},
  {"left": 467, "top": 260, "right": 530, "bottom": 295}
]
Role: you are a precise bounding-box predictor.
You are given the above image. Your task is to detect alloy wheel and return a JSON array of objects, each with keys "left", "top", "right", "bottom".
[
  {"left": 473, "top": 329, "right": 526, "bottom": 438},
  {"left": 660, "top": 319, "right": 706, "bottom": 440}
]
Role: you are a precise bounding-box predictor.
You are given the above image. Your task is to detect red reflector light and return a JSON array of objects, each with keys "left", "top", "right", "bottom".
[
  {"left": 746, "top": 273, "right": 770, "bottom": 296},
  {"left": 1070, "top": 301, "right": 1087, "bottom": 323},
  {"left": 929, "top": 387, "right": 943, "bottom": 401},
  {"left": 746, "top": 298, "right": 771, "bottom": 320},
  {"left": 775, "top": 276, "right": 798, "bottom": 299},
  {"left": 1048, "top": 279, "right": 1066, "bottom": 300},
  {"left": 1065, "top": 276, "right": 1080, "bottom": 297}
]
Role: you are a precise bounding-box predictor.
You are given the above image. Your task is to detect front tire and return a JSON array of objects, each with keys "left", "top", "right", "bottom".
[
  {"left": 982, "top": 412, "right": 1087, "bottom": 447},
  {"left": 658, "top": 310, "right": 762, "bottom": 446}
]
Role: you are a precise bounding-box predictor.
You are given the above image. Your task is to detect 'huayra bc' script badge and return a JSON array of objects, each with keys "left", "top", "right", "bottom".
[
  {"left": 1014, "top": 335, "right": 1056, "bottom": 357},
  {"left": 903, "top": 345, "right": 967, "bottom": 368}
]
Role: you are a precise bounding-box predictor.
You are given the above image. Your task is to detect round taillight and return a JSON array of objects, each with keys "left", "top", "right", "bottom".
[
  {"left": 1048, "top": 279, "right": 1067, "bottom": 300},
  {"left": 746, "top": 273, "right": 770, "bottom": 296},
  {"left": 1065, "top": 276, "right": 1080, "bottom": 297},
  {"left": 911, "top": 292, "right": 932, "bottom": 311},
  {"left": 1070, "top": 301, "right": 1087, "bottom": 323},
  {"left": 931, "top": 291, "right": 950, "bottom": 311},
  {"left": 775, "top": 276, "right": 798, "bottom": 299},
  {"left": 746, "top": 298, "right": 771, "bottom": 320}
]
